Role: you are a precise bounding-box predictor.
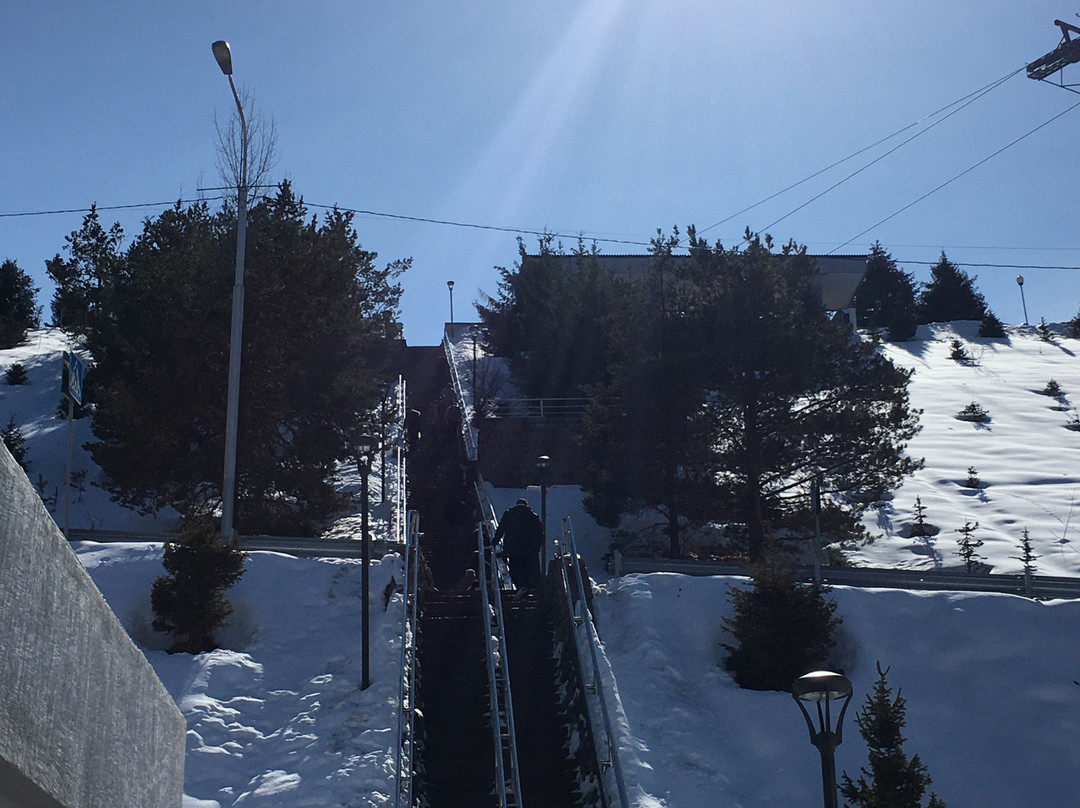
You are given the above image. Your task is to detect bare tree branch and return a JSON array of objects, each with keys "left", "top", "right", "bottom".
[{"left": 214, "top": 86, "right": 278, "bottom": 207}]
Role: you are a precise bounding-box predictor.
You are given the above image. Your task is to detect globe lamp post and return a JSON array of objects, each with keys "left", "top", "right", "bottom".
[{"left": 792, "top": 670, "right": 853, "bottom": 808}]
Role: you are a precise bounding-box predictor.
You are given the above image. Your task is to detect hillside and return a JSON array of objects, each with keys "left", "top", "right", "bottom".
[{"left": 4, "top": 325, "right": 1080, "bottom": 806}]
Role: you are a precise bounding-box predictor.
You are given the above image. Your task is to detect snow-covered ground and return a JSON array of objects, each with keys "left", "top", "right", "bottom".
[{"left": 5, "top": 325, "right": 1080, "bottom": 806}]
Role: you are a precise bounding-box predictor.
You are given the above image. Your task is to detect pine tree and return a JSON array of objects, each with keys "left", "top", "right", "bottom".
[
  {"left": 83, "top": 184, "right": 406, "bottom": 533},
  {"left": 916, "top": 253, "right": 987, "bottom": 325},
  {"left": 840, "top": 662, "right": 946, "bottom": 808},
  {"left": 721, "top": 553, "right": 841, "bottom": 691},
  {"left": 1068, "top": 307, "right": 1080, "bottom": 339},
  {"left": 956, "top": 521, "right": 984, "bottom": 572},
  {"left": 1036, "top": 318, "right": 1054, "bottom": 343},
  {"left": 854, "top": 243, "right": 918, "bottom": 341},
  {"left": 151, "top": 518, "right": 247, "bottom": 654},
  {"left": 978, "top": 310, "right": 1006, "bottom": 338},
  {"left": 1, "top": 415, "right": 29, "bottom": 471},
  {"left": 44, "top": 204, "right": 124, "bottom": 334},
  {"left": 0, "top": 258, "right": 41, "bottom": 349},
  {"left": 4, "top": 363, "right": 28, "bottom": 385},
  {"left": 910, "top": 496, "right": 930, "bottom": 537}
]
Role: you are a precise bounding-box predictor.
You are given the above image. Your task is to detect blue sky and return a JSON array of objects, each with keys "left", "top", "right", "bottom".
[{"left": 4, "top": 1, "right": 1080, "bottom": 345}]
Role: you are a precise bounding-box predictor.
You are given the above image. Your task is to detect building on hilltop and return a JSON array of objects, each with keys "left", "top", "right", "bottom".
[{"left": 520, "top": 252, "right": 868, "bottom": 327}]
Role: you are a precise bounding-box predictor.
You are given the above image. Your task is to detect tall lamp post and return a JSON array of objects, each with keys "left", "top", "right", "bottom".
[
  {"left": 792, "top": 670, "right": 853, "bottom": 808},
  {"left": 537, "top": 455, "right": 550, "bottom": 573},
  {"left": 212, "top": 40, "right": 249, "bottom": 541},
  {"left": 355, "top": 434, "right": 378, "bottom": 690},
  {"left": 1016, "top": 275, "right": 1029, "bottom": 326},
  {"left": 447, "top": 280, "right": 455, "bottom": 337}
]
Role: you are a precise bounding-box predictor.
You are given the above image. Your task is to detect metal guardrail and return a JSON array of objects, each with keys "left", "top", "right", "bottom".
[
  {"left": 611, "top": 552, "right": 1080, "bottom": 599},
  {"left": 394, "top": 505, "right": 420, "bottom": 808},
  {"left": 558, "top": 518, "right": 629, "bottom": 808},
  {"left": 478, "top": 521, "right": 524, "bottom": 808},
  {"left": 488, "top": 398, "right": 590, "bottom": 419},
  {"left": 443, "top": 333, "right": 478, "bottom": 463}
]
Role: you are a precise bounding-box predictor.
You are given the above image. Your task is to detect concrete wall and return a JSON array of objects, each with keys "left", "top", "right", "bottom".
[{"left": 0, "top": 443, "right": 185, "bottom": 808}]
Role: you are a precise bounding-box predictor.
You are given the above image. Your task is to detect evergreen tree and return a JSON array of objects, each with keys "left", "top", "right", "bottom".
[
  {"left": 722, "top": 552, "right": 841, "bottom": 691},
  {"left": 854, "top": 243, "right": 917, "bottom": 341},
  {"left": 0, "top": 259, "right": 41, "bottom": 348},
  {"left": 151, "top": 518, "right": 247, "bottom": 654},
  {"left": 578, "top": 231, "right": 719, "bottom": 556},
  {"left": 1, "top": 415, "right": 29, "bottom": 471},
  {"left": 1068, "top": 307, "right": 1080, "bottom": 339},
  {"left": 978, "top": 310, "right": 1006, "bottom": 338},
  {"left": 686, "top": 230, "right": 921, "bottom": 560},
  {"left": 44, "top": 204, "right": 125, "bottom": 334},
  {"left": 956, "top": 521, "right": 984, "bottom": 572},
  {"left": 4, "top": 363, "right": 29, "bottom": 386},
  {"left": 1036, "top": 318, "right": 1054, "bottom": 342},
  {"left": 909, "top": 496, "right": 930, "bottom": 537},
  {"left": 84, "top": 184, "right": 406, "bottom": 533},
  {"left": 841, "top": 662, "right": 946, "bottom": 808},
  {"left": 478, "top": 234, "right": 619, "bottom": 398},
  {"left": 1013, "top": 527, "right": 1038, "bottom": 576},
  {"left": 916, "top": 254, "right": 987, "bottom": 325}
]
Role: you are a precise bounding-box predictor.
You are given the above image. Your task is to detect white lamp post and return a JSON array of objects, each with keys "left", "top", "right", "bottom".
[{"left": 212, "top": 40, "right": 249, "bottom": 541}]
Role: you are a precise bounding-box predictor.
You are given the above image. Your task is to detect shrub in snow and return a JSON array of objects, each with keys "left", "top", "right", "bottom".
[
  {"left": 948, "top": 339, "right": 969, "bottom": 363},
  {"left": 840, "top": 662, "right": 947, "bottom": 808},
  {"left": 1041, "top": 379, "right": 1064, "bottom": 398},
  {"left": 1, "top": 415, "right": 29, "bottom": 471},
  {"left": 721, "top": 552, "right": 841, "bottom": 691},
  {"left": 1067, "top": 411, "right": 1080, "bottom": 432},
  {"left": 151, "top": 518, "right": 247, "bottom": 654},
  {"left": 4, "top": 362, "right": 28, "bottom": 385},
  {"left": 978, "top": 310, "right": 1006, "bottom": 338},
  {"left": 955, "top": 401, "right": 989, "bottom": 423},
  {"left": 1037, "top": 318, "right": 1055, "bottom": 343},
  {"left": 1069, "top": 308, "right": 1080, "bottom": 339},
  {"left": 963, "top": 466, "right": 981, "bottom": 489}
]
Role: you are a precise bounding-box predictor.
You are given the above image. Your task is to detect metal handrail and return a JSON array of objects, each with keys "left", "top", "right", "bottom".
[
  {"left": 394, "top": 503, "right": 420, "bottom": 808},
  {"left": 477, "top": 521, "right": 523, "bottom": 808},
  {"left": 393, "top": 375, "right": 418, "bottom": 808},
  {"left": 443, "top": 332, "right": 478, "bottom": 462},
  {"left": 558, "top": 517, "right": 630, "bottom": 808}
]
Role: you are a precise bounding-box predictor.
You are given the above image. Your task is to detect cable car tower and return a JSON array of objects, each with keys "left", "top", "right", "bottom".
[{"left": 1027, "top": 19, "right": 1080, "bottom": 89}]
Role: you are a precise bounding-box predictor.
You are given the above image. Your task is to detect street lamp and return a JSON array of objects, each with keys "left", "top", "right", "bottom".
[
  {"left": 355, "top": 434, "right": 378, "bottom": 690},
  {"left": 792, "top": 670, "right": 853, "bottom": 808},
  {"left": 537, "top": 455, "right": 550, "bottom": 574},
  {"left": 447, "top": 280, "right": 455, "bottom": 337},
  {"left": 212, "top": 39, "right": 249, "bottom": 541},
  {"left": 1016, "top": 275, "right": 1029, "bottom": 326}
]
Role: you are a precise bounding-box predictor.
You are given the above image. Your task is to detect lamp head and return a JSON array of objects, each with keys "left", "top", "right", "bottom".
[
  {"left": 536, "top": 455, "right": 551, "bottom": 469},
  {"left": 1016, "top": 275, "right": 1025, "bottom": 287},
  {"left": 354, "top": 434, "right": 378, "bottom": 464},
  {"left": 793, "top": 670, "right": 852, "bottom": 703},
  {"left": 447, "top": 280, "right": 455, "bottom": 290},
  {"left": 212, "top": 40, "right": 234, "bottom": 76}
]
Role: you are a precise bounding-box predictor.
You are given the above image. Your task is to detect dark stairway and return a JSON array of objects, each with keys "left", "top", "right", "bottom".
[
  {"left": 399, "top": 343, "right": 584, "bottom": 808},
  {"left": 504, "top": 593, "right": 581, "bottom": 808},
  {"left": 418, "top": 591, "right": 496, "bottom": 808}
]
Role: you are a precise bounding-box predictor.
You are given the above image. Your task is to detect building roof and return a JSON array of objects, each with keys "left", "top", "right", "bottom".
[{"left": 523, "top": 253, "right": 868, "bottom": 311}]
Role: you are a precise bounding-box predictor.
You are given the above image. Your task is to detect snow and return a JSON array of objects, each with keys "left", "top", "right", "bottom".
[{"left": 5, "top": 325, "right": 1080, "bottom": 806}]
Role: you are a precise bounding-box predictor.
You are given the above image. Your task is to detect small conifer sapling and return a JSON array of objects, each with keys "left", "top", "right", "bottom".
[{"left": 956, "top": 521, "right": 984, "bottom": 572}]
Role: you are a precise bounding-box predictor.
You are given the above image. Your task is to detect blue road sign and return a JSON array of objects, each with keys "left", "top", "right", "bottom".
[{"left": 67, "top": 351, "right": 86, "bottom": 405}]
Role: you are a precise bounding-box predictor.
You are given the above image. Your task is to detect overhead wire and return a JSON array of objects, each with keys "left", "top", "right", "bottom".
[
  {"left": 733, "top": 68, "right": 1024, "bottom": 246},
  {"left": 698, "top": 68, "right": 1025, "bottom": 239},
  {"left": 830, "top": 94, "right": 1080, "bottom": 253}
]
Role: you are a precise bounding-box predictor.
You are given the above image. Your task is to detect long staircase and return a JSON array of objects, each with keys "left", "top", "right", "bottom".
[{"left": 398, "top": 343, "right": 593, "bottom": 808}]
